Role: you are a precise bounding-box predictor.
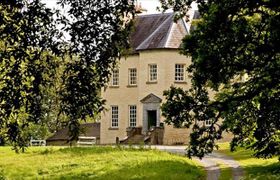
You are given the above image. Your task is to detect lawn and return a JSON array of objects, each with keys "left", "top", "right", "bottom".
[
  {"left": 0, "top": 146, "right": 205, "bottom": 180},
  {"left": 217, "top": 163, "right": 231, "bottom": 180},
  {"left": 217, "top": 143, "right": 280, "bottom": 180}
]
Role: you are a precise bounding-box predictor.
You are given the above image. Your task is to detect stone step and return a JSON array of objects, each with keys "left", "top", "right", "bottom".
[{"left": 124, "top": 135, "right": 146, "bottom": 144}]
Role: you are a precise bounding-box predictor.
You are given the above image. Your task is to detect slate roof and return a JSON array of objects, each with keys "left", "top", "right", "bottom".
[
  {"left": 46, "top": 122, "right": 100, "bottom": 141},
  {"left": 131, "top": 13, "right": 188, "bottom": 51}
]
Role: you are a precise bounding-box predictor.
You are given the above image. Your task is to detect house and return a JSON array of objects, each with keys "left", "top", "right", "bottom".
[
  {"left": 46, "top": 122, "right": 100, "bottom": 146},
  {"left": 100, "top": 12, "right": 198, "bottom": 145}
]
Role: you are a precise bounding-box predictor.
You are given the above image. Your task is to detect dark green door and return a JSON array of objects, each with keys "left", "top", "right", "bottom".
[{"left": 147, "top": 110, "right": 157, "bottom": 129}]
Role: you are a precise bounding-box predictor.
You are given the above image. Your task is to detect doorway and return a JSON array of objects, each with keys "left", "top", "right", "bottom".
[{"left": 147, "top": 110, "right": 157, "bottom": 130}]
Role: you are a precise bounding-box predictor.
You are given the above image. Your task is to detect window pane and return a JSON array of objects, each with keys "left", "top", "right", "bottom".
[
  {"left": 205, "top": 119, "right": 212, "bottom": 127},
  {"left": 175, "top": 64, "right": 185, "bottom": 81},
  {"left": 111, "top": 106, "right": 118, "bottom": 127},
  {"left": 149, "top": 64, "right": 157, "bottom": 81},
  {"left": 112, "top": 69, "right": 119, "bottom": 86},
  {"left": 129, "top": 68, "right": 137, "bottom": 85},
  {"left": 129, "top": 105, "right": 137, "bottom": 127}
]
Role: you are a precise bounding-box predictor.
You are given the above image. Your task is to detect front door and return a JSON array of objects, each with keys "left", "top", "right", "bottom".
[{"left": 147, "top": 110, "right": 157, "bottom": 130}]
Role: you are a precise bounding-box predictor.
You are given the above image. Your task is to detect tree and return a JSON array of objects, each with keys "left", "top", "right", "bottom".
[
  {"left": 57, "top": 0, "right": 135, "bottom": 143},
  {"left": 160, "top": 0, "right": 280, "bottom": 159},
  {"left": 0, "top": 0, "right": 135, "bottom": 150},
  {"left": 0, "top": 0, "right": 63, "bottom": 151}
]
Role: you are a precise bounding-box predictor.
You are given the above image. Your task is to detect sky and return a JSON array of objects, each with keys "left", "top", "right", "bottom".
[
  {"left": 42, "top": 0, "right": 162, "bottom": 14},
  {"left": 41, "top": 0, "right": 57, "bottom": 8},
  {"left": 40, "top": 0, "right": 164, "bottom": 41},
  {"left": 41, "top": 0, "right": 197, "bottom": 40},
  {"left": 136, "top": 0, "right": 162, "bottom": 14}
]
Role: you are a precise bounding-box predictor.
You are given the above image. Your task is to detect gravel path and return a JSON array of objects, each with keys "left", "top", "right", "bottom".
[
  {"left": 207, "top": 152, "right": 244, "bottom": 180},
  {"left": 151, "top": 145, "right": 243, "bottom": 180}
]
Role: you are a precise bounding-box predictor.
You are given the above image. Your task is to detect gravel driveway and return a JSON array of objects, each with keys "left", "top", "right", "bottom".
[{"left": 151, "top": 145, "right": 244, "bottom": 180}]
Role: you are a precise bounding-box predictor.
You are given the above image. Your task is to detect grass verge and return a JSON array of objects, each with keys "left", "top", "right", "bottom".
[
  {"left": 217, "top": 143, "right": 280, "bottom": 180},
  {"left": 0, "top": 146, "right": 205, "bottom": 180},
  {"left": 217, "top": 162, "right": 232, "bottom": 180}
]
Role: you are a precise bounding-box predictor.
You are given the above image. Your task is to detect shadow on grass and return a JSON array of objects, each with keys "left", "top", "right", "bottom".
[
  {"left": 31, "top": 146, "right": 119, "bottom": 156},
  {"left": 217, "top": 148, "right": 275, "bottom": 162},
  {"left": 243, "top": 162, "right": 280, "bottom": 180},
  {"left": 216, "top": 149, "right": 254, "bottom": 161},
  {"left": 0, "top": 168, "right": 5, "bottom": 180},
  {"left": 55, "top": 146, "right": 152, "bottom": 156},
  {"left": 54, "top": 159, "right": 205, "bottom": 180}
]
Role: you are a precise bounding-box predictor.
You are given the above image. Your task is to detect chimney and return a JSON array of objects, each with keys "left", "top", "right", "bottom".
[{"left": 135, "top": 1, "right": 147, "bottom": 14}]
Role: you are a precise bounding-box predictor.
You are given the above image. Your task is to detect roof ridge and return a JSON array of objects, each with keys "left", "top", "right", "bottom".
[
  {"left": 136, "top": 14, "right": 173, "bottom": 50},
  {"left": 165, "top": 18, "right": 188, "bottom": 47},
  {"left": 137, "top": 12, "right": 173, "bottom": 17},
  {"left": 164, "top": 18, "right": 175, "bottom": 48},
  {"left": 181, "top": 18, "right": 189, "bottom": 34}
]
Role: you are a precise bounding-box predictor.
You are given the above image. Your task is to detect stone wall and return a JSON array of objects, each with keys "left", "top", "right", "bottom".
[
  {"left": 100, "top": 49, "right": 192, "bottom": 144},
  {"left": 163, "top": 124, "right": 192, "bottom": 145}
]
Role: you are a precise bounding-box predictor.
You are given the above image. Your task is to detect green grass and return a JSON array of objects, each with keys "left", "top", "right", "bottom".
[
  {"left": 217, "top": 162, "right": 232, "bottom": 180},
  {"left": 0, "top": 146, "right": 205, "bottom": 180},
  {"left": 217, "top": 143, "right": 280, "bottom": 180}
]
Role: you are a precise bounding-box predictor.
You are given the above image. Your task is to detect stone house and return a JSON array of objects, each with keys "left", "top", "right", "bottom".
[
  {"left": 100, "top": 12, "right": 200, "bottom": 145},
  {"left": 46, "top": 12, "right": 231, "bottom": 146}
]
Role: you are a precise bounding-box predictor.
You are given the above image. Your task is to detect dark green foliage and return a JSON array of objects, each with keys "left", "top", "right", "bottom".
[
  {"left": 0, "top": 0, "right": 135, "bottom": 150},
  {"left": 58, "top": 0, "right": 135, "bottom": 142},
  {"left": 161, "top": 0, "right": 280, "bottom": 159},
  {"left": 0, "top": 0, "right": 62, "bottom": 151}
]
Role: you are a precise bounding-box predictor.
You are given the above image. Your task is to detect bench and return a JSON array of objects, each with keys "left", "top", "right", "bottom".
[
  {"left": 77, "top": 136, "right": 96, "bottom": 147},
  {"left": 30, "top": 140, "right": 46, "bottom": 146}
]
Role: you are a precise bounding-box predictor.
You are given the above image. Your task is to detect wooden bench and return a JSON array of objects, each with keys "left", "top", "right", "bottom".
[
  {"left": 30, "top": 140, "right": 46, "bottom": 146},
  {"left": 77, "top": 136, "right": 96, "bottom": 147}
]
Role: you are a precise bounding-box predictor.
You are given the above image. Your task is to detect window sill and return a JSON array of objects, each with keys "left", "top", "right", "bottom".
[
  {"left": 146, "top": 81, "right": 157, "bottom": 84},
  {"left": 109, "top": 85, "right": 119, "bottom": 88},
  {"left": 127, "top": 85, "right": 137, "bottom": 88},
  {"left": 108, "top": 127, "right": 119, "bottom": 130},
  {"left": 174, "top": 81, "right": 187, "bottom": 84}
]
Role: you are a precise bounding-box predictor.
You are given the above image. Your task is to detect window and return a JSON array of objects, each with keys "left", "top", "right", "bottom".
[
  {"left": 128, "top": 68, "right": 137, "bottom": 85},
  {"left": 205, "top": 119, "right": 212, "bottom": 127},
  {"left": 111, "top": 69, "right": 119, "bottom": 86},
  {"left": 111, "top": 106, "right": 119, "bottom": 128},
  {"left": 149, "top": 64, "right": 157, "bottom": 82},
  {"left": 129, "top": 105, "right": 137, "bottom": 127},
  {"left": 175, "top": 64, "right": 185, "bottom": 82}
]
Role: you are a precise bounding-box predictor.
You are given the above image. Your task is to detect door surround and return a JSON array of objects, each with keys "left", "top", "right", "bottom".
[{"left": 140, "top": 93, "right": 162, "bottom": 133}]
